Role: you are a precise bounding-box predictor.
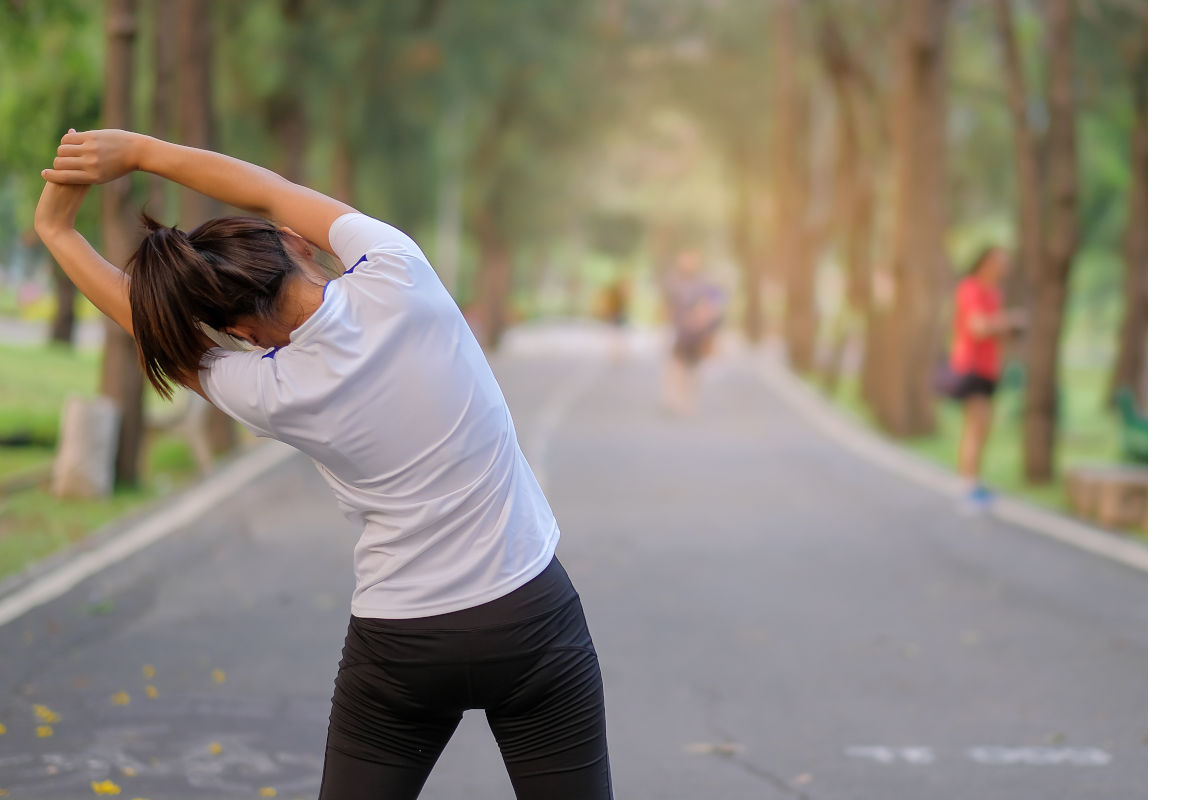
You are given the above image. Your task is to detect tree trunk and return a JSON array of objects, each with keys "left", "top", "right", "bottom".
[
  {"left": 771, "top": 0, "right": 818, "bottom": 373},
  {"left": 994, "top": 0, "right": 1042, "bottom": 313},
  {"left": 145, "top": 0, "right": 176, "bottom": 219},
  {"left": 177, "top": 0, "right": 238, "bottom": 459},
  {"left": 99, "top": 0, "right": 145, "bottom": 486},
  {"left": 821, "top": 12, "right": 876, "bottom": 393},
  {"left": 330, "top": 90, "right": 357, "bottom": 205},
  {"left": 728, "top": 142, "right": 764, "bottom": 343},
  {"left": 471, "top": 205, "right": 512, "bottom": 351},
  {"left": 48, "top": 262, "right": 76, "bottom": 345},
  {"left": 1023, "top": 0, "right": 1079, "bottom": 482},
  {"left": 1110, "top": 16, "right": 1147, "bottom": 411},
  {"left": 876, "top": 0, "right": 951, "bottom": 437}
]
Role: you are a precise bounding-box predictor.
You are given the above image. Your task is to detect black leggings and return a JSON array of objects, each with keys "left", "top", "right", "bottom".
[{"left": 318, "top": 557, "right": 612, "bottom": 799}]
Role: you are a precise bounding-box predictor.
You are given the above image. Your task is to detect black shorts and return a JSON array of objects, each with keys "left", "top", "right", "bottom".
[
  {"left": 318, "top": 557, "right": 612, "bottom": 800},
  {"left": 954, "top": 372, "right": 998, "bottom": 400}
]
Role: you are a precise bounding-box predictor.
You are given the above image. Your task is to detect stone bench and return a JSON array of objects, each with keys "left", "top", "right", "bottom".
[{"left": 1065, "top": 463, "right": 1148, "bottom": 531}]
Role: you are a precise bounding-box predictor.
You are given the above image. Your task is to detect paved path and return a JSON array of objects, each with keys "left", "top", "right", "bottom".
[{"left": 0, "top": 327, "right": 1146, "bottom": 799}]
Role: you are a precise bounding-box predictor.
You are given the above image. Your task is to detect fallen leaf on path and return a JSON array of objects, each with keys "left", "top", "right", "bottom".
[
  {"left": 120, "top": 766, "right": 137, "bottom": 777},
  {"left": 91, "top": 779, "right": 120, "bottom": 795},
  {"left": 259, "top": 788, "right": 277, "bottom": 797},
  {"left": 209, "top": 742, "right": 223, "bottom": 756},
  {"left": 0, "top": 723, "right": 6, "bottom": 735},
  {"left": 33, "top": 704, "right": 61, "bottom": 723},
  {"left": 211, "top": 669, "right": 226, "bottom": 685},
  {"left": 111, "top": 691, "right": 131, "bottom": 706},
  {"left": 36, "top": 725, "right": 53, "bottom": 738},
  {"left": 144, "top": 686, "right": 158, "bottom": 699},
  {"left": 142, "top": 665, "right": 156, "bottom": 679},
  {"left": 0, "top": 787, "right": 9, "bottom": 796}
]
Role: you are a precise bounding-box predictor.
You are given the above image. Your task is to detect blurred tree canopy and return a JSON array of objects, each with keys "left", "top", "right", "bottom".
[{"left": 0, "top": 0, "right": 1146, "bottom": 481}]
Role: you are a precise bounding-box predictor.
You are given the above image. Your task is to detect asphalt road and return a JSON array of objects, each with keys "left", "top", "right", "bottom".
[{"left": 0, "top": 329, "right": 1147, "bottom": 799}]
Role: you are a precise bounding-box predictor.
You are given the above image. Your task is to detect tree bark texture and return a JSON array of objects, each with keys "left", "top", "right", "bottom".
[
  {"left": 48, "top": 262, "right": 76, "bottom": 345},
  {"left": 176, "top": 0, "right": 238, "bottom": 459},
  {"left": 728, "top": 142, "right": 764, "bottom": 343},
  {"left": 145, "top": 0, "right": 176, "bottom": 219},
  {"left": 1110, "top": 16, "right": 1147, "bottom": 411},
  {"left": 470, "top": 205, "right": 512, "bottom": 351},
  {"left": 99, "top": 0, "right": 146, "bottom": 485},
  {"left": 1023, "top": 0, "right": 1079, "bottom": 482},
  {"left": 994, "top": 0, "right": 1041, "bottom": 312},
  {"left": 820, "top": 11, "right": 879, "bottom": 392},
  {"left": 875, "top": 0, "right": 951, "bottom": 437}
]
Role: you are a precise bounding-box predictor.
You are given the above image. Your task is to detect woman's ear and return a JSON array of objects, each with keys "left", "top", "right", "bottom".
[{"left": 279, "top": 226, "right": 314, "bottom": 258}]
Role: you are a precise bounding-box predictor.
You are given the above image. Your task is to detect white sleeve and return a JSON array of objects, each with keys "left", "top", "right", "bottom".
[
  {"left": 198, "top": 348, "right": 279, "bottom": 439},
  {"left": 328, "top": 213, "right": 429, "bottom": 272}
]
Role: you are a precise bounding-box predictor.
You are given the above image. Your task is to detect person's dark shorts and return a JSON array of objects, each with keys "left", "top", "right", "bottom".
[
  {"left": 954, "top": 372, "right": 998, "bottom": 400},
  {"left": 318, "top": 556, "right": 612, "bottom": 800}
]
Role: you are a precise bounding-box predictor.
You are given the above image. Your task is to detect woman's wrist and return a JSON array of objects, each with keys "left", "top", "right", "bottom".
[{"left": 129, "top": 132, "right": 156, "bottom": 174}]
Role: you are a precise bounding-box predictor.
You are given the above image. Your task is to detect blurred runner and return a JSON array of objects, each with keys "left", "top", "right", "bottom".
[
  {"left": 661, "top": 250, "right": 724, "bottom": 415},
  {"left": 599, "top": 276, "right": 631, "bottom": 363},
  {"left": 948, "top": 246, "right": 1026, "bottom": 512}
]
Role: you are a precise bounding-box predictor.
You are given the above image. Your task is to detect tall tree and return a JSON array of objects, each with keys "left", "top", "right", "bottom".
[
  {"left": 177, "top": 0, "right": 238, "bottom": 457},
  {"left": 770, "top": 0, "right": 824, "bottom": 373},
  {"left": 816, "top": 4, "right": 887, "bottom": 392},
  {"left": 994, "top": 0, "right": 1042, "bottom": 317},
  {"left": 874, "top": 0, "right": 952, "bottom": 436},
  {"left": 1110, "top": 12, "right": 1147, "bottom": 410},
  {"left": 99, "top": 0, "right": 145, "bottom": 484},
  {"left": 997, "top": 0, "right": 1080, "bottom": 482}
]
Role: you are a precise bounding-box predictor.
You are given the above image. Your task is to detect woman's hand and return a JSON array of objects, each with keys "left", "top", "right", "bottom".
[
  {"left": 34, "top": 180, "right": 91, "bottom": 238},
  {"left": 42, "top": 128, "right": 146, "bottom": 185}
]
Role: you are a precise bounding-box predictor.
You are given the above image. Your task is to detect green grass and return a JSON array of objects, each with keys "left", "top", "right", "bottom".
[
  {"left": 825, "top": 364, "right": 1135, "bottom": 530},
  {"left": 0, "top": 446, "right": 55, "bottom": 483},
  {"left": 0, "top": 339, "right": 208, "bottom": 580},
  {"left": 0, "top": 435, "right": 198, "bottom": 580},
  {"left": 0, "top": 342, "right": 103, "bottom": 445}
]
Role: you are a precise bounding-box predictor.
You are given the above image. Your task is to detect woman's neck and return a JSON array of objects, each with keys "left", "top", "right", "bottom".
[{"left": 277, "top": 272, "right": 328, "bottom": 337}]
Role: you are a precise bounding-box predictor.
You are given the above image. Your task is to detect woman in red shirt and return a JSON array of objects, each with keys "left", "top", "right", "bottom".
[{"left": 950, "top": 247, "right": 1024, "bottom": 510}]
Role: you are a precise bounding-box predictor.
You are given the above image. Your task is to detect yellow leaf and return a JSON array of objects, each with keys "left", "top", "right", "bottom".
[
  {"left": 209, "top": 742, "right": 222, "bottom": 756},
  {"left": 120, "top": 766, "right": 137, "bottom": 777},
  {"left": 259, "top": 788, "right": 277, "bottom": 798},
  {"left": 33, "top": 704, "right": 62, "bottom": 724},
  {"left": 111, "top": 691, "right": 131, "bottom": 706},
  {"left": 91, "top": 779, "right": 121, "bottom": 795},
  {"left": 142, "top": 665, "right": 156, "bottom": 679},
  {"left": 0, "top": 723, "right": 6, "bottom": 735},
  {"left": 0, "top": 788, "right": 9, "bottom": 796},
  {"left": 36, "top": 725, "right": 53, "bottom": 738},
  {"left": 211, "top": 669, "right": 226, "bottom": 685},
  {"left": 144, "top": 686, "right": 158, "bottom": 699}
]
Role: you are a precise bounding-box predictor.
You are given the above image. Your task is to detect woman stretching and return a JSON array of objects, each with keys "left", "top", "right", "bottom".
[{"left": 36, "top": 129, "right": 612, "bottom": 800}]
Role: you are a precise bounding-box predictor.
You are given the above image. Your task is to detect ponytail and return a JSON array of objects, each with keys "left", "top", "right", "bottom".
[{"left": 127, "top": 213, "right": 299, "bottom": 397}]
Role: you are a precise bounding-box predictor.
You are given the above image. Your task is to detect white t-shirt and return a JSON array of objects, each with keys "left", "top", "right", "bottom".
[{"left": 198, "top": 213, "right": 559, "bottom": 619}]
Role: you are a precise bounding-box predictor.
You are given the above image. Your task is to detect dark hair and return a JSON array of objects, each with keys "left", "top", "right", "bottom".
[{"left": 127, "top": 213, "right": 299, "bottom": 397}]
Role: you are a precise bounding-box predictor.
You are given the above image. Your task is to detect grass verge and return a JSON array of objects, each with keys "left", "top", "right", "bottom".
[
  {"left": 823, "top": 364, "right": 1145, "bottom": 540},
  {"left": 0, "top": 338, "right": 205, "bottom": 581}
]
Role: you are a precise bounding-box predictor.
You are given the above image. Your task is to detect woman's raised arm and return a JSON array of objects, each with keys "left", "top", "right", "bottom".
[
  {"left": 42, "top": 129, "right": 356, "bottom": 254},
  {"left": 33, "top": 181, "right": 133, "bottom": 335}
]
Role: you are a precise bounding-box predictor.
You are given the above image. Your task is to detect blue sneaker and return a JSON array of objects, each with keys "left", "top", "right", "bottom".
[{"left": 960, "top": 484, "right": 995, "bottom": 515}]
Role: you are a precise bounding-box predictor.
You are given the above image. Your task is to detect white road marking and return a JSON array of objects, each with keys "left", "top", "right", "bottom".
[
  {"left": 845, "top": 745, "right": 1113, "bottom": 766},
  {"left": 0, "top": 440, "right": 296, "bottom": 628},
  {"left": 751, "top": 352, "right": 1148, "bottom": 572}
]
